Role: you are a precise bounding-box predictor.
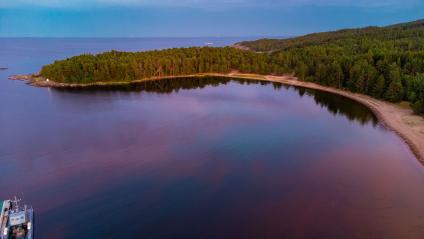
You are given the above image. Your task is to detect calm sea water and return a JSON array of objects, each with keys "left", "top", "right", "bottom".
[{"left": 1, "top": 38, "right": 424, "bottom": 239}]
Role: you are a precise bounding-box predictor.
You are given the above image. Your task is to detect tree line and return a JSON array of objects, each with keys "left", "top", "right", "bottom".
[
  {"left": 40, "top": 19, "right": 424, "bottom": 114},
  {"left": 40, "top": 47, "right": 274, "bottom": 84}
]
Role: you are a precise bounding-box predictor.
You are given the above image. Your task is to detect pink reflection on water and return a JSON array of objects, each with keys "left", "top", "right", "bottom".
[{"left": 1, "top": 79, "right": 423, "bottom": 238}]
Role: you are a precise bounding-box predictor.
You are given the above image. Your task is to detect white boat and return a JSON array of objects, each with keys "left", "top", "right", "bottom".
[{"left": 0, "top": 197, "right": 34, "bottom": 239}]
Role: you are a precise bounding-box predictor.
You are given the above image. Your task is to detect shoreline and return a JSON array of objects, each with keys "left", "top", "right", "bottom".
[
  {"left": 230, "top": 74, "right": 424, "bottom": 163},
  {"left": 9, "top": 72, "right": 424, "bottom": 162}
]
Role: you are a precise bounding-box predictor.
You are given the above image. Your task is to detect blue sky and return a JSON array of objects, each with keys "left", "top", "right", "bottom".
[{"left": 0, "top": 0, "right": 423, "bottom": 37}]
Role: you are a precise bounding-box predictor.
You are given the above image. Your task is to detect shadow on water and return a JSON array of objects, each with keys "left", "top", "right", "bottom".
[
  {"left": 298, "top": 87, "right": 378, "bottom": 126},
  {"left": 54, "top": 76, "right": 378, "bottom": 126}
]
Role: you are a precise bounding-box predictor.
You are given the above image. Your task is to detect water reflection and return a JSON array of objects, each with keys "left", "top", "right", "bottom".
[
  {"left": 2, "top": 38, "right": 423, "bottom": 239},
  {"left": 55, "top": 76, "right": 378, "bottom": 125}
]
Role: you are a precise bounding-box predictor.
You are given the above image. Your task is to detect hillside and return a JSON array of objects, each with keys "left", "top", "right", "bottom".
[
  {"left": 237, "top": 19, "right": 424, "bottom": 52},
  {"left": 235, "top": 19, "right": 424, "bottom": 114}
]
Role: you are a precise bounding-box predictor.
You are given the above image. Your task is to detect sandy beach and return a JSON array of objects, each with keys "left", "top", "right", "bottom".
[{"left": 10, "top": 72, "right": 424, "bottom": 162}]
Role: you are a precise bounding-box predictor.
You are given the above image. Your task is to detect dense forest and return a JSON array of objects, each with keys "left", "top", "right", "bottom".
[
  {"left": 40, "top": 19, "right": 424, "bottom": 114},
  {"left": 40, "top": 47, "right": 275, "bottom": 83},
  {"left": 238, "top": 19, "right": 424, "bottom": 114}
]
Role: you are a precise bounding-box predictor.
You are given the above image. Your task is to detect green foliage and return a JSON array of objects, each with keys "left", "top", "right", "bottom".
[
  {"left": 372, "top": 75, "right": 386, "bottom": 98},
  {"left": 406, "top": 74, "right": 424, "bottom": 114},
  {"left": 238, "top": 19, "right": 424, "bottom": 52},
  {"left": 238, "top": 19, "right": 424, "bottom": 114},
  {"left": 384, "top": 77, "right": 404, "bottom": 102},
  {"left": 40, "top": 47, "right": 277, "bottom": 84},
  {"left": 39, "top": 19, "right": 424, "bottom": 115}
]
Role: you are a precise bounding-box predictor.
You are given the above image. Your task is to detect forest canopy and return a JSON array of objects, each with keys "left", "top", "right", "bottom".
[{"left": 40, "top": 19, "right": 424, "bottom": 114}]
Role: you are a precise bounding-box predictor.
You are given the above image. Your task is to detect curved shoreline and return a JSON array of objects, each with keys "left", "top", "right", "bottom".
[
  {"left": 228, "top": 73, "right": 424, "bottom": 163},
  {"left": 10, "top": 72, "right": 424, "bottom": 162}
]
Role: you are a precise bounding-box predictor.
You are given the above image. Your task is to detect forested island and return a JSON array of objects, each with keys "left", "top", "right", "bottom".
[{"left": 36, "top": 19, "right": 424, "bottom": 114}]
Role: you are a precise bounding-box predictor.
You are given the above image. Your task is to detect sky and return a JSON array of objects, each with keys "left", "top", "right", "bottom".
[{"left": 0, "top": 0, "right": 423, "bottom": 37}]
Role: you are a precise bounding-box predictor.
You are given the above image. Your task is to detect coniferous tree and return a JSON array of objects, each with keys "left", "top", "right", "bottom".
[
  {"left": 372, "top": 75, "right": 386, "bottom": 98},
  {"left": 384, "top": 77, "right": 404, "bottom": 102}
]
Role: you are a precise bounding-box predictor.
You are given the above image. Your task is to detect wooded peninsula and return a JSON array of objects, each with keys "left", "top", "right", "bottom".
[{"left": 37, "top": 19, "right": 424, "bottom": 115}]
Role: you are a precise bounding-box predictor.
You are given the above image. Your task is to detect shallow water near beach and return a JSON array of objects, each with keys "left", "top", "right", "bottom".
[{"left": 1, "top": 38, "right": 424, "bottom": 239}]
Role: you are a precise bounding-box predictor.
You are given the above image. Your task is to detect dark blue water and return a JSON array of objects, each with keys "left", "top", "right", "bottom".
[{"left": 1, "top": 38, "right": 424, "bottom": 239}]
